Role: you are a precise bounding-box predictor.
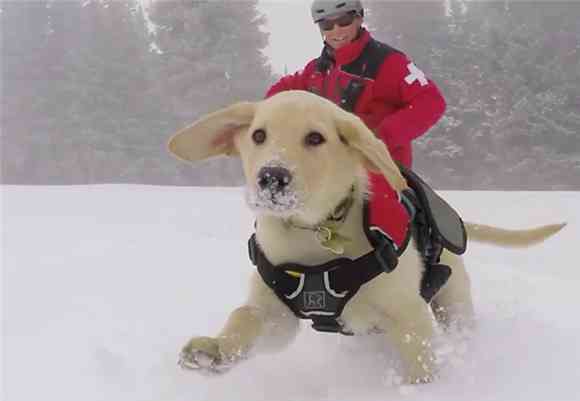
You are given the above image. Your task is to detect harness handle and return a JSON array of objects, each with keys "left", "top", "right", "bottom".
[
  {"left": 248, "top": 233, "right": 258, "bottom": 266},
  {"left": 372, "top": 231, "right": 398, "bottom": 273}
]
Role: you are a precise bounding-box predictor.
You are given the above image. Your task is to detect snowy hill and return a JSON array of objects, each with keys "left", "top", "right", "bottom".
[{"left": 3, "top": 186, "right": 579, "bottom": 401}]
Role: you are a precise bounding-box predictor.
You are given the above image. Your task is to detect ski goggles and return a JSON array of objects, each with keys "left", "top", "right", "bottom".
[{"left": 318, "top": 11, "right": 358, "bottom": 31}]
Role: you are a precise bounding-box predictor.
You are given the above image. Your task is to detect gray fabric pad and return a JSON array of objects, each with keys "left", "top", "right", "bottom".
[{"left": 401, "top": 167, "right": 467, "bottom": 255}]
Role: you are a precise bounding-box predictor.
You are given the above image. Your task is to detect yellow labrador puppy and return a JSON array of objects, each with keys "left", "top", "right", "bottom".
[{"left": 168, "top": 90, "right": 564, "bottom": 383}]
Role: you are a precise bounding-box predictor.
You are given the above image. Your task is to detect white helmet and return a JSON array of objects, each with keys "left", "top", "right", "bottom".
[{"left": 311, "top": 0, "right": 364, "bottom": 23}]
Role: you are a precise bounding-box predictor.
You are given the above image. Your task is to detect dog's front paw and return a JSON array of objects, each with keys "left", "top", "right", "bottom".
[
  {"left": 178, "top": 336, "right": 232, "bottom": 376},
  {"left": 405, "top": 361, "right": 437, "bottom": 385},
  {"left": 407, "top": 372, "right": 435, "bottom": 385}
]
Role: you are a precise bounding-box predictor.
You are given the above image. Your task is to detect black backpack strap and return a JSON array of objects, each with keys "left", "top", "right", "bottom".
[
  {"left": 316, "top": 44, "right": 335, "bottom": 74},
  {"left": 339, "top": 39, "right": 400, "bottom": 112},
  {"left": 342, "top": 38, "right": 400, "bottom": 80}
]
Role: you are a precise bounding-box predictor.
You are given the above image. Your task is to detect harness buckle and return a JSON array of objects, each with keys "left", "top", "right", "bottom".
[
  {"left": 373, "top": 233, "right": 398, "bottom": 273},
  {"left": 311, "top": 317, "right": 354, "bottom": 335}
]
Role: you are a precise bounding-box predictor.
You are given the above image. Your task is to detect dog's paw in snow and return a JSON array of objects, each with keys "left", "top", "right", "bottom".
[
  {"left": 178, "top": 336, "right": 233, "bottom": 375},
  {"left": 404, "top": 350, "right": 438, "bottom": 385},
  {"left": 408, "top": 372, "right": 436, "bottom": 385}
]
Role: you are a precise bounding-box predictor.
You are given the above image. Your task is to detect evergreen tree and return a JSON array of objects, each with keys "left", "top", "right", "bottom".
[
  {"left": 476, "top": 1, "right": 580, "bottom": 189},
  {"left": 52, "top": 0, "right": 159, "bottom": 184},
  {"left": 146, "top": 0, "right": 272, "bottom": 185},
  {"left": 2, "top": 0, "right": 55, "bottom": 182},
  {"left": 366, "top": 0, "right": 580, "bottom": 189},
  {"left": 2, "top": 0, "right": 160, "bottom": 183},
  {"left": 2, "top": 0, "right": 272, "bottom": 185}
]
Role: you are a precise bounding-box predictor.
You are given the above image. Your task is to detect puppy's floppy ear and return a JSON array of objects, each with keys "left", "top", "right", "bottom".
[
  {"left": 168, "top": 101, "right": 256, "bottom": 162},
  {"left": 335, "top": 111, "right": 408, "bottom": 193}
]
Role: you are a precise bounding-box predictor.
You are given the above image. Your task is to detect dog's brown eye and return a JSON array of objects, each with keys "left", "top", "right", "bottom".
[
  {"left": 252, "top": 129, "right": 267, "bottom": 145},
  {"left": 304, "top": 131, "right": 326, "bottom": 147}
]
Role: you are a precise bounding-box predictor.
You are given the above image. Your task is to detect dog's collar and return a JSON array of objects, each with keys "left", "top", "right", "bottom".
[
  {"left": 284, "top": 186, "right": 356, "bottom": 255},
  {"left": 327, "top": 186, "right": 356, "bottom": 223}
]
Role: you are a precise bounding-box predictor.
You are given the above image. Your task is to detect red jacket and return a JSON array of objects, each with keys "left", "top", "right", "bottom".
[
  {"left": 266, "top": 29, "right": 446, "bottom": 247},
  {"left": 266, "top": 29, "right": 446, "bottom": 168}
]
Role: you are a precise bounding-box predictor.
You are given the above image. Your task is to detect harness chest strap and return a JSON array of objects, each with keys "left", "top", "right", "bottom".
[{"left": 248, "top": 224, "right": 406, "bottom": 335}]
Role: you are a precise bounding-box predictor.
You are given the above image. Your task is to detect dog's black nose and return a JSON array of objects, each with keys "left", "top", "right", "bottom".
[{"left": 257, "top": 166, "right": 292, "bottom": 192}]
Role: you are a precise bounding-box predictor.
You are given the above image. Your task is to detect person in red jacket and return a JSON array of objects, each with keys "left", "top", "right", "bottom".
[{"left": 265, "top": 0, "right": 447, "bottom": 249}]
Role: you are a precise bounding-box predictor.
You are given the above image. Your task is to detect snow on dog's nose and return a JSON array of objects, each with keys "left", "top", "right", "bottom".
[
  {"left": 257, "top": 166, "right": 292, "bottom": 193},
  {"left": 248, "top": 165, "right": 300, "bottom": 214}
]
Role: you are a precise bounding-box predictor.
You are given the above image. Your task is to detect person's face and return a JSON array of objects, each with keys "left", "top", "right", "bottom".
[{"left": 318, "top": 12, "right": 363, "bottom": 50}]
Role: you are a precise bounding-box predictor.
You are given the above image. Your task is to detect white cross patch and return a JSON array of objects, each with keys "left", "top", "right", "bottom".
[{"left": 404, "top": 62, "right": 428, "bottom": 86}]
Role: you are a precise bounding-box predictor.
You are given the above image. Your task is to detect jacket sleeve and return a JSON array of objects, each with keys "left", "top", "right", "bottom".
[
  {"left": 265, "top": 61, "right": 316, "bottom": 98},
  {"left": 373, "top": 52, "right": 446, "bottom": 149}
]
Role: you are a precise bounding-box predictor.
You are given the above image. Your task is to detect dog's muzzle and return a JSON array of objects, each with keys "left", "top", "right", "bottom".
[{"left": 249, "top": 166, "right": 299, "bottom": 213}]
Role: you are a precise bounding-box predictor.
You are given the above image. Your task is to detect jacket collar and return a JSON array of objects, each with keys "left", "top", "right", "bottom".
[{"left": 325, "top": 28, "right": 371, "bottom": 67}]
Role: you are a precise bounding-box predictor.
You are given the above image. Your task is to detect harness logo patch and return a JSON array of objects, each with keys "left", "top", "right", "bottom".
[
  {"left": 404, "top": 62, "right": 428, "bottom": 87},
  {"left": 304, "top": 291, "right": 326, "bottom": 310}
]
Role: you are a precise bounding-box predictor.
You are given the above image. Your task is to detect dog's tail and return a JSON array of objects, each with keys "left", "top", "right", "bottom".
[{"left": 464, "top": 222, "right": 566, "bottom": 248}]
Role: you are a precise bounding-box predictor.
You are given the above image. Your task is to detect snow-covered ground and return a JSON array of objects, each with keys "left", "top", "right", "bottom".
[{"left": 2, "top": 185, "right": 579, "bottom": 401}]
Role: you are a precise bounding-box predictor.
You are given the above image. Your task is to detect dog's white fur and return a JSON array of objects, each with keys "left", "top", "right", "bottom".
[{"left": 168, "top": 91, "right": 565, "bottom": 383}]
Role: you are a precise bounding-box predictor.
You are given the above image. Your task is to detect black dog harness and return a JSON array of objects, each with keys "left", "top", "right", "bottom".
[{"left": 248, "top": 201, "right": 412, "bottom": 335}]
